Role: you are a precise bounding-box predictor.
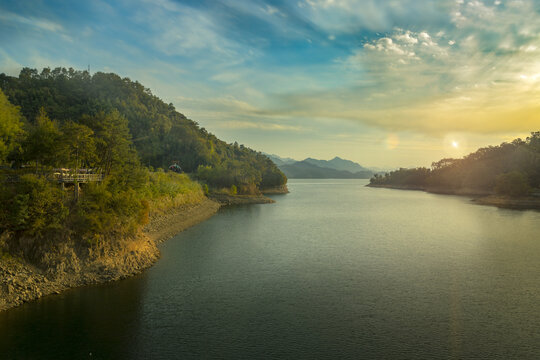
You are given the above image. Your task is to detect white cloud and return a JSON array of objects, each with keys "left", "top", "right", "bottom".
[
  {"left": 394, "top": 31, "right": 418, "bottom": 44},
  {"left": 265, "top": 0, "right": 540, "bottom": 134},
  {"left": 0, "top": 10, "right": 67, "bottom": 35},
  {"left": 215, "top": 120, "right": 304, "bottom": 132},
  {"left": 134, "top": 0, "right": 249, "bottom": 61},
  {"left": 300, "top": 0, "right": 446, "bottom": 34}
]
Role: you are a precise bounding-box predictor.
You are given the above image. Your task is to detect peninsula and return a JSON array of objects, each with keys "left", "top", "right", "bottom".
[{"left": 0, "top": 67, "right": 287, "bottom": 311}]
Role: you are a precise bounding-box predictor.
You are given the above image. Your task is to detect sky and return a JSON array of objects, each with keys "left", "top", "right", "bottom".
[{"left": 1, "top": 0, "right": 540, "bottom": 167}]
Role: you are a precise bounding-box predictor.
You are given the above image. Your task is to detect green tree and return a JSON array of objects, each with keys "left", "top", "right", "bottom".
[
  {"left": 59, "top": 121, "right": 96, "bottom": 171},
  {"left": 0, "top": 88, "right": 24, "bottom": 165},
  {"left": 494, "top": 171, "right": 531, "bottom": 197},
  {"left": 83, "top": 110, "right": 137, "bottom": 176},
  {"left": 23, "top": 108, "right": 62, "bottom": 170},
  {"left": 0, "top": 174, "right": 67, "bottom": 238}
]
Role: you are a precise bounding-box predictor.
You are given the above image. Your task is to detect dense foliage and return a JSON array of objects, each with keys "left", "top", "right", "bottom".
[
  {"left": 0, "top": 67, "right": 286, "bottom": 190},
  {"left": 370, "top": 133, "right": 540, "bottom": 197},
  {"left": 0, "top": 95, "right": 200, "bottom": 255},
  {"left": 0, "top": 89, "right": 24, "bottom": 165}
]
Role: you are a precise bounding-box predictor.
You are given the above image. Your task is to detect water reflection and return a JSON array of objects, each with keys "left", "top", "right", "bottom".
[{"left": 0, "top": 275, "right": 147, "bottom": 359}]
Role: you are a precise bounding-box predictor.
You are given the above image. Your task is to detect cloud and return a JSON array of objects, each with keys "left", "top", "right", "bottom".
[
  {"left": 176, "top": 95, "right": 261, "bottom": 114},
  {"left": 133, "top": 0, "right": 250, "bottom": 61},
  {"left": 299, "top": 0, "right": 450, "bottom": 33},
  {"left": 0, "top": 11, "right": 65, "bottom": 33},
  {"left": 1, "top": 0, "right": 539, "bottom": 148},
  {"left": 247, "top": 0, "right": 540, "bottom": 135},
  {"left": 215, "top": 120, "right": 304, "bottom": 132}
]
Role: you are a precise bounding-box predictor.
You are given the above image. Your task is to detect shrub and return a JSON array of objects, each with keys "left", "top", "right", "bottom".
[{"left": 0, "top": 174, "right": 68, "bottom": 238}]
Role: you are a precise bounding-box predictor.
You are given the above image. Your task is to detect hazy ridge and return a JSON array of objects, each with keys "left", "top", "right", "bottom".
[{"left": 266, "top": 154, "right": 374, "bottom": 179}]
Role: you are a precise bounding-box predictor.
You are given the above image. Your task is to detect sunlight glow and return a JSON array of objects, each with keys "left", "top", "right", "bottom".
[{"left": 386, "top": 134, "right": 400, "bottom": 150}]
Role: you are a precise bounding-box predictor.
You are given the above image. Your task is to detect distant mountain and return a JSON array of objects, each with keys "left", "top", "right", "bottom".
[
  {"left": 304, "top": 156, "right": 371, "bottom": 174},
  {"left": 264, "top": 153, "right": 297, "bottom": 166},
  {"left": 279, "top": 160, "right": 374, "bottom": 179},
  {"left": 265, "top": 154, "right": 375, "bottom": 179}
]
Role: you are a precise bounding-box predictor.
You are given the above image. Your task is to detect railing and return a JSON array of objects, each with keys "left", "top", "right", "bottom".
[
  {"left": 1, "top": 172, "right": 103, "bottom": 183},
  {"left": 51, "top": 173, "right": 104, "bottom": 183}
]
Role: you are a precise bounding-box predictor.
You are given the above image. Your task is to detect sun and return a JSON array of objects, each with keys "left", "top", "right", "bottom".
[{"left": 452, "top": 141, "right": 459, "bottom": 148}]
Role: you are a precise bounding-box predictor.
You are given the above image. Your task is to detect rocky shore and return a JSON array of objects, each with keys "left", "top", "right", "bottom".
[
  {"left": 261, "top": 184, "right": 289, "bottom": 195},
  {"left": 145, "top": 198, "right": 222, "bottom": 243},
  {"left": 208, "top": 193, "right": 276, "bottom": 205},
  {"left": 0, "top": 197, "right": 221, "bottom": 312}
]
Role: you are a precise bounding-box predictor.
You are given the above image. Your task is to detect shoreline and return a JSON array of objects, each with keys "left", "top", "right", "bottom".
[
  {"left": 367, "top": 184, "right": 540, "bottom": 210},
  {"left": 471, "top": 195, "right": 540, "bottom": 210},
  {"left": 261, "top": 184, "right": 289, "bottom": 195},
  {"left": 0, "top": 197, "right": 222, "bottom": 312},
  {"left": 206, "top": 185, "right": 289, "bottom": 205},
  {"left": 208, "top": 193, "right": 276, "bottom": 205},
  {"left": 1, "top": 190, "right": 291, "bottom": 312},
  {"left": 144, "top": 198, "right": 222, "bottom": 243}
]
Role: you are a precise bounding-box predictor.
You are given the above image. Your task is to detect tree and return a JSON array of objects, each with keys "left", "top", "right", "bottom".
[
  {"left": 59, "top": 121, "right": 96, "bottom": 170},
  {"left": 0, "top": 174, "right": 67, "bottom": 238},
  {"left": 494, "top": 171, "right": 531, "bottom": 197},
  {"left": 23, "top": 108, "right": 62, "bottom": 170},
  {"left": 0, "top": 88, "right": 24, "bottom": 165},
  {"left": 82, "top": 110, "right": 136, "bottom": 176}
]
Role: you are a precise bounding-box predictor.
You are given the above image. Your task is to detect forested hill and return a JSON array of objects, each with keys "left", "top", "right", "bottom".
[
  {"left": 0, "top": 67, "right": 286, "bottom": 192},
  {"left": 369, "top": 134, "right": 540, "bottom": 197}
]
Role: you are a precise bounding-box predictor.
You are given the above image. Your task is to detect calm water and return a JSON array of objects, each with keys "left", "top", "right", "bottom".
[{"left": 2, "top": 179, "right": 540, "bottom": 359}]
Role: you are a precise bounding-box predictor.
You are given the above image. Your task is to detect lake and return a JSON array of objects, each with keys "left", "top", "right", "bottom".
[{"left": 2, "top": 179, "right": 540, "bottom": 359}]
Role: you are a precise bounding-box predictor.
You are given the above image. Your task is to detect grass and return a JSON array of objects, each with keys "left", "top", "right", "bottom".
[{"left": 144, "top": 172, "right": 206, "bottom": 215}]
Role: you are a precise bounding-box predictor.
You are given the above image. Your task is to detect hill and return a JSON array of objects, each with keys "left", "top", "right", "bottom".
[
  {"left": 0, "top": 67, "right": 286, "bottom": 193},
  {"left": 369, "top": 134, "right": 540, "bottom": 202},
  {"left": 304, "top": 156, "right": 371, "bottom": 174},
  {"left": 279, "top": 160, "right": 373, "bottom": 179}
]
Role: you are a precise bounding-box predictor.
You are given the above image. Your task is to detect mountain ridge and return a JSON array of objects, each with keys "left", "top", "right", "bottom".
[{"left": 266, "top": 155, "right": 374, "bottom": 179}]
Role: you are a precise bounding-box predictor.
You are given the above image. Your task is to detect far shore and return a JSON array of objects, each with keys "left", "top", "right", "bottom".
[{"left": 367, "top": 183, "right": 540, "bottom": 210}]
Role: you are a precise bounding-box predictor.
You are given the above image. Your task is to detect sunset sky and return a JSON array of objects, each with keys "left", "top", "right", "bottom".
[{"left": 1, "top": 0, "right": 539, "bottom": 167}]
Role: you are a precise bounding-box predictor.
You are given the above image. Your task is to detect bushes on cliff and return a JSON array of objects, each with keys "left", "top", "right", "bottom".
[
  {"left": 144, "top": 171, "right": 205, "bottom": 214},
  {"left": 74, "top": 181, "right": 147, "bottom": 242},
  {"left": 0, "top": 174, "right": 68, "bottom": 238}
]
